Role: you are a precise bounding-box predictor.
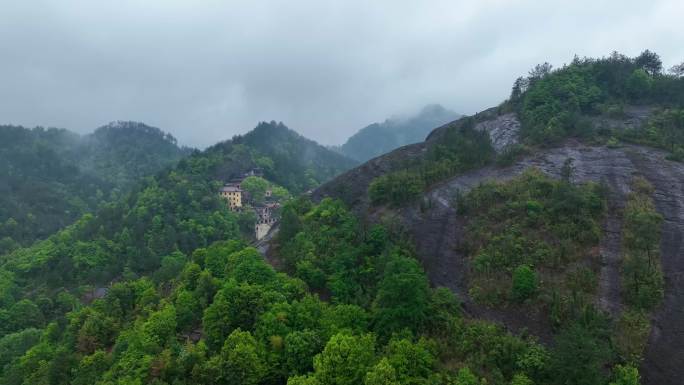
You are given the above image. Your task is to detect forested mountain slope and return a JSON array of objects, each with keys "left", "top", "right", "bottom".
[
  {"left": 240, "top": 121, "right": 358, "bottom": 191},
  {"left": 0, "top": 122, "right": 188, "bottom": 254},
  {"left": 0, "top": 122, "right": 419, "bottom": 385},
  {"left": 336, "top": 104, "right": 461, "bottom": 162},
  {"left": 314, "top": 50, "right": 684, "bottom": 385},
  {"left": 0, "top": 50, "right": 682, "bottom": 385}
]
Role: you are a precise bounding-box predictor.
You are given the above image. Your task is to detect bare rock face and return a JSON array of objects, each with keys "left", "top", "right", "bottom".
[
  {"left": 314, "top": 109, "right": 512, "bottom": 209},
  {"left": 310, "top": 109, "right": 684, "bottom": 385},
  {"left": 397, "top": 143, "right": 684, "bottom": 385},
  {"left": 474, "top": 112, "right": 520, "bottom": 152}
]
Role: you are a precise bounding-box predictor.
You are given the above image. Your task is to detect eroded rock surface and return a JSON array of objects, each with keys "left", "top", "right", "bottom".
[
  {"left": 474, "top": 112, "right": 520, "bottom": 152},
  {"left": 397, "top": 143, "right": 684, "bottom": 385},
  {"left": 626, "top": 150, "right": 684, "bottom": 385},
  {"left": 311, "top": 109, "right": 684, "bottom": 384}
]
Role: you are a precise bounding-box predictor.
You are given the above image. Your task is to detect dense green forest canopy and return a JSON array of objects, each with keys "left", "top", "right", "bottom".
[
  {"left": 1, "top": 50, "right": 680, "bottom": 385},
  {"left": 0, "top": 122, "right": 188, "bottom": 254},
  {"left": 0, "top": 120, "right": 354, "bottom": 257},
  {"left": 0, "top": 194, "right": 641, "bottom": 385},
  {"left": 0, "top": 120, "right": 356, "bottom": 332},
  {"left": 509, "top": 50, "right": 684, "bottom": 147},
  {"left": 222, "top": 121, "right": 358, "bottom": 193}
]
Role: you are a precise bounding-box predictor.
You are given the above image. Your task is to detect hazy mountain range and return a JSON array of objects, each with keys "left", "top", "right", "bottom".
[{"left": 334, "top": 104, "right": 461, "bottom": 162}]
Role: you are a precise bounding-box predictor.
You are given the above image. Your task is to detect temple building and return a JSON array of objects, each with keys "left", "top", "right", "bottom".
[{"left": 219, "top": 184, "right": 242, "bottom": 210}]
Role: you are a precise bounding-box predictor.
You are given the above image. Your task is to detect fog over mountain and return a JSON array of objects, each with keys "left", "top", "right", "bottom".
[
  {"left": 336, "top": 104, "right": 461, "bottom": 162},
  {"left": 1, "top": 0, "right": 682, "bottom": 147}
]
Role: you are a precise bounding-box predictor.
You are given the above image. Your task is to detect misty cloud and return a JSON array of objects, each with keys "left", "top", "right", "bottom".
[{"left": 1, "top": 0, "right": 683, "bottom": 147}]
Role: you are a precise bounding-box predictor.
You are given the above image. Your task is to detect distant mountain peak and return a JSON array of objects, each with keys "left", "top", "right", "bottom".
[
  {"left": 419, "top": 103, "right": 448, "bottom": 115},
  {"left": 93, "top": 121, "right": 179, "bottom": 146},
  {"left": 102, "top": 120, "right": 146, "bottom": 128},
  {"left": 337, "top": 104, "right": 461, "bottom": 162}
]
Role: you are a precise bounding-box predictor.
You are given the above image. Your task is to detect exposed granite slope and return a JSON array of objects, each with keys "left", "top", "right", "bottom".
[
  {"left": 393, "top": 143, "right": 684, "bottom": 384},
  {"left": 474, "top": 112, "right": 520, "bottom": 152},
  {"left": 625, "top": 149, "right": 684, "bottom": 385},
  {"left": 310, "top": 109, "right": 683, "bottom": 384}
]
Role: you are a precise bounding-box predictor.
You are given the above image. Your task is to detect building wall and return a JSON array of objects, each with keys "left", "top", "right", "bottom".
[
  {"left": 220, "top": 190, "right": 242, "bottom": 209},
  {"left": 255, "top": 222, "right": 272, "bottom": 240}
]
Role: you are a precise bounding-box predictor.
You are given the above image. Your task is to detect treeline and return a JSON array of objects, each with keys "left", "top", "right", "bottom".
[
  {"left": 367, "top": 50, "right": 684, "bottom": 208},
  {"left": 369, "top": 118, "right": 494, "bottom": 206},
  {"left": 620, "top": 108, "right": 684, "bottom": 160},
  {"left": 231, "top": 121, "right": 358, "bottom": 193},
  {"left": 509, "top": 50, "right": 684, "bottom": 146},
  {"left": 0, "top": 123, "right": 188, "bottom": 255},
  {"left": 1, "top": 120, "right": 355, "bottom": 256}
]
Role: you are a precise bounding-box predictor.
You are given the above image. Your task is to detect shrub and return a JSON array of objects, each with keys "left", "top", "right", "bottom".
[{"left": 512, "top": 265, "right": 537, "bottom": 302}]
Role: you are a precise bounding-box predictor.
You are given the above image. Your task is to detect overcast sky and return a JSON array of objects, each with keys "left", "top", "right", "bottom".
[{"left": 1, "top": 0, "right": 682, "bottom": 147}]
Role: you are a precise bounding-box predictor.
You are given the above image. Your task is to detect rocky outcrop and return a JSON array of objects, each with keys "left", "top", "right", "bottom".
[
  {"left": 316, "top": 142, "right": 684, "bottom": 383},
  {"left": 310, "top": 108, "right": 684, "bottom": 384},
  {"left": 624, "top": 149, "right": 684, "bottom": 385},
  {"left": 474, "top": 112, "right": 520, "bottom": 152},
  {"left": 396, "top": 143, "right": 684, "bottom": 384},
  {"left": 314, "top": 108, "right": 513, "bottom": 209}
]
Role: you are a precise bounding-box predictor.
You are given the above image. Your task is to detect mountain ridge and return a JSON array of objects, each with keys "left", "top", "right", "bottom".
[
  {"left": 335, "top": 104, "right": 461, "bottom": 162},
  {"left": 0, "top": 122, "right": 188, "bottom": 253},
  {"left": 312, "top": 51, "right": 684, "bottom": 385}
]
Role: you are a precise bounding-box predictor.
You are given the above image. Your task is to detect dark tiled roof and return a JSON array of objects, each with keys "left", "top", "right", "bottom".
[{"left": 220, "top": 186, "right": 241, "bottom": 192}]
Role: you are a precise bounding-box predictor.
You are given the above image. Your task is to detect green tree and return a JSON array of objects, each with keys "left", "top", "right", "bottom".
[
  {"left": 626, "top": 69, "right": 652, "bottom": 100},
  {"left": 512, "top": 265, "right": 537, "bottom": 302},
  {"left": 225, "top": 247, "right": 278, "bottom": 286},
  {"left": 369, "top": 171, "right": 424, "bottom": 206},
  {"left": 385, "top": 338, "right": 435, "bottom": 383},
  {"left": 285, "top": 330, "right": 322, "bottom": 376},
  {"left": 0, "top": 328, "right": 41, "bottom": 377},
  {"left": 510, "top": 373, "right": 533, "bottom": 385},
  {"left": 142, "top": 303, "right": 177, "bottom": 348},
  {"left": 549, "top": 324, "right": 611, "bottom": 385},
  {"left": 635, "top": 49, "right": 662, "bottom": 75},
  {"left": 669, "top": 61, "right": 684, "bottom": 77},
  {"left": 312, "top": 333, "right": 376, "bottom": 385},
  {"left": 203, "top": 281, "right": 283, "bottom": 350},
  {"left": 153, "top": 251, "right": 186, "bottom": 283},
  {"left": 372, "top": 255, "right": 430, "bottom": 337},
  {"left": 6, "top": 299, "right": 44, "bottom": 333},
  {"left": 241, "top": 176, "right": 270, "bottom": 203},
  {"left": 72, "top": 350, "right": 111, "bottom": 385},
  {"left": 453, "top": 367, "right": 480, "bottom": 385},
  {"left": 174, "top": 289, "right": 200, "bottom": 331},
  {"left": 206, "top": 329, "right": 265, "bottom": 385},
  {"left": 609, "top": 364, "right": 640, "bottom": 385},
  {"left": 364, "top": 358, "right": 399, "bottom": 385},
  {"left": 288, "top": 375, "right": 321, "bottom": 385}
]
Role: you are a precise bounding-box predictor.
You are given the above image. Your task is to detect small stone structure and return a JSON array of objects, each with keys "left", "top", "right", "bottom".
[
  {"left": 255, "top": 217, "right": 276, "bottom": 240},
  {"left": 254, "top": 202, "right": 280, "bottom": 240}
]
